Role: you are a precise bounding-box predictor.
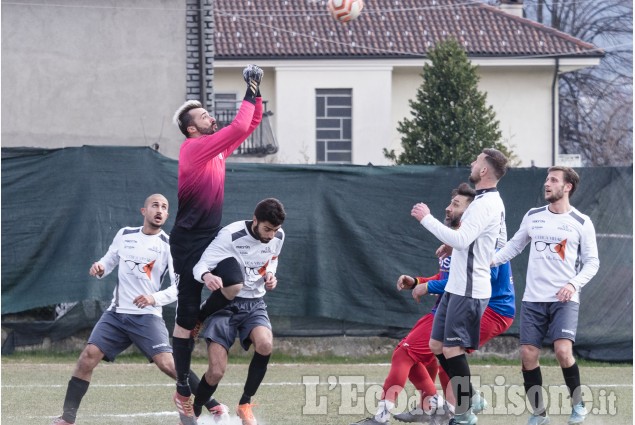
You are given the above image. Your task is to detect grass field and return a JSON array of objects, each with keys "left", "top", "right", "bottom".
[{"left": 2, "top": 354, "right": 632, "bottom": 425}]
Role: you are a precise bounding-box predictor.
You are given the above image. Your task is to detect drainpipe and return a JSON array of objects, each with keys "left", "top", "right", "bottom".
[
  {"left": 198, "top": 0, "right": 209, "bottom": 111},
  {"left": 551, "top": 57, "right": 559, "bottom": 166}
]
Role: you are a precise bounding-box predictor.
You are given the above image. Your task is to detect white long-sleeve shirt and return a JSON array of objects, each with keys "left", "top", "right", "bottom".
[
  {"left": 421, "top": 188, "right": 506, "bottom": 299},
  {"left": 492, "top": 205, "right": 599, "bottom": 303},
  {"left": 97, "top": 226, "right": 177, "bottom": 316},
  {"left": 193, "top": 220, "right": 285, "bottom": 299}
]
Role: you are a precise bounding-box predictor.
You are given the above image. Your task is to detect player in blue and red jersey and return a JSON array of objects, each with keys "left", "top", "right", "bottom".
[
  {"left": 170, "top": 65, "right": 264, "bottom": 425},
  {"left": 351, "top": 183, "right": 515, "bottom": 425}
]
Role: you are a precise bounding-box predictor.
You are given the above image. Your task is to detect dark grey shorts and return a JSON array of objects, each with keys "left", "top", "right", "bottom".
[
  {"left": 520, "top": 301, "right": 579, "bottom": 347},
  {"left": 201, "top": 297, "right": 271, "bottom": 351},
  {"left": 431, "top": 292, "right": 489, "bottom": 349},
  {"left": 88, "top": 310, "right": 172, "bottom": 362}
]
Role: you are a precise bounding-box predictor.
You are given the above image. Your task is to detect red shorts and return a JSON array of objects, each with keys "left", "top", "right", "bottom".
[
  {"left": 397, "top": 313, "right": 435, "bottom": 362},
  {"left": 397, "top": 308, "right": 513, "bottom": 359}
]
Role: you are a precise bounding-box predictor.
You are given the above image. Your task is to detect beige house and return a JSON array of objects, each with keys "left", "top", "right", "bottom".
[{"left": 2, "top": 0, "right": 601, "bottom": 167}]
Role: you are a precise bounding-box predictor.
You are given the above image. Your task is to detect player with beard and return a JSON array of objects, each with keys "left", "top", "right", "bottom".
[
  {"left": 492, "top": 166, "right": 599, "bottom": 425},
  {"left": 411, "top": 148, "right": 508, "bottom": 425},
  {"left": 352, "top": 183, "right": 515, "bottom": 425},
  {"left": 170, "top": 65, "right": 264, "bottom": 425},
  {"left": 191, "top": 198, "right": 286, "bottom": 425}
]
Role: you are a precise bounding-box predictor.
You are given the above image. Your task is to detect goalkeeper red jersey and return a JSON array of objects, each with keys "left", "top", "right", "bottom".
[{"left": 174, "top": 98, "right": 262, "bottom": 231}]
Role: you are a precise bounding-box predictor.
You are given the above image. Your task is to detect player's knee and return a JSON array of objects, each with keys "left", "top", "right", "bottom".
[
  {"left": 254, "top": 339, "right": 273, "bottom": 356},
  {"left": 77, "top": 344, "right": 103, "bottom": 372},
  {"left": 205, "top": 366, "right": 226, "bottom": 384},
  {"left": 176, "top": 311, "right": 199, "bottom": 331},
  {"left": 213, "top": 257, "right": 243, "bottom": 288},
  {"left": 520, "top": 345, "right": 540, "bottom": 368},
  {"left": 222, "top": 283, "right": 243, "bottom": 300},
  {"left": 553, "top": 344, "right": 574, "bottom": 366},
  {"left": 429, "top": 339, "right": 443, "bottom": 355}
]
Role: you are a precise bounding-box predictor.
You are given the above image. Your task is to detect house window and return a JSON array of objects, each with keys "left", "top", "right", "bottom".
[
  {"left": 214, "top": 92, "right": 238, "bottom": 113},
  {"left": 316, "top": 89, "right": 352, "bottom": 164}
]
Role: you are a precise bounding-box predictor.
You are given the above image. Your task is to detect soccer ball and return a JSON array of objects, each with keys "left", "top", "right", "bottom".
[{"left": 327, "top": 0, "right": 364, "bottom": 23}]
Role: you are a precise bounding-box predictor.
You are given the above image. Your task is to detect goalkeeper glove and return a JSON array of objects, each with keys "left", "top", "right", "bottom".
[
  {"left": 242, "top": 64, "right": 263, "bottom": 102},
  {"left": 243, "top": 64, "right": 264, "bottom": 84}
]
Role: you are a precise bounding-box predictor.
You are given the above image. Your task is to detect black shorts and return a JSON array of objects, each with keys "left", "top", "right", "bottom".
[
  {"left": 431, "top": 292, "right": 489, "bottom": 350},
  {"left": 201, "top": 297, "right": 271, "bottom": 351},
  {"left": 170, "top": 225, "right": 219, "bottom": 330},
  {"left": 88, "top": 310, "right": 171, "bottom": 362}
]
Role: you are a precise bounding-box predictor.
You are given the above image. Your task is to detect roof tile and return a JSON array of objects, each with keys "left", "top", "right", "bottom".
[{"left": 213, "top": 0, "right": 601, "bottom": 59}]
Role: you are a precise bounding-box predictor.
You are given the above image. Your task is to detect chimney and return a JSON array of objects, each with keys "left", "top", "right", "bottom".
[{"left": 499, "top": 0, "right": 524, "bottom": 18}]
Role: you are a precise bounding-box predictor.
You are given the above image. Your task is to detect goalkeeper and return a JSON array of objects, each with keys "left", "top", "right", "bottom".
[{"left": 169, "top": 65, "right": 264, "bottom": 425}]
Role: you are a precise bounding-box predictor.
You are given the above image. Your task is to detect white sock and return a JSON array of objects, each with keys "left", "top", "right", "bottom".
[{"left": 374, "top": 399, "right": 394, "bottom": 422}]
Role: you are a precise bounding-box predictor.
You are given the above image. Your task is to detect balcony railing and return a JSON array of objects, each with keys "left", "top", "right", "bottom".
[{"left": 215, "top": 101, "right": 278, "bottom": 157}]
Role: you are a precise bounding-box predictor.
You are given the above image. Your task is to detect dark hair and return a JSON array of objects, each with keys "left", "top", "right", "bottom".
[
  {"left": 173, "top": 100, "right": 203, "bottom": 137},
  {"left": 483, "top": 148, "right": 509, "bottom": 180},
  {"left": 548, "top": 166, "right": 580, "bottom": 197},
  {"left": 254, "top": 198, "right": 286, "bottom": 226},
  {"left": 451, "top": 182, "right": 476, "bottom": 202}
]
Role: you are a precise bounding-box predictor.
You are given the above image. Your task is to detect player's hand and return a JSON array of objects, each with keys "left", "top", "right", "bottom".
[
  {"left": 411, "top": 203, "right": 430, "bottom": 222},
  {"left": 133, "top": 294, "right": 155, "bottom": 309},
  {"left": 412, "top": 282, "right": 428, "bottom": 303},
  {"left": 436, "top": 244, "right": 453, "bottom": 259},
  {"left": 203, "top": 274, "right": 223, "bottom": 291},
  {"left": 89, "top": 262, "right": 105, "bottom": 277},
  {"left": 397, "top": 275, "right": 416, "bottom": 291},
  {"left": 556, "top": 283, "right": 576, "bottom": 302},
  {"left": 242, "top": 64, "right": 264, "bottom": 84},
  {"left": 265, "top": 272, "right": 277, "bottom": 291}
]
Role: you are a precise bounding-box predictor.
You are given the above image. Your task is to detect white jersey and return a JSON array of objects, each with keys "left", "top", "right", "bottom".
[
  {"left": 97, "top": 227, "right": 177, "bottom": 316},
  {"left": 421, "top": 188, "right": 506, "bottom": 299},
  {"left": 193, "top": 220, "right": 285, "bottom": 299},
  {"left": 492, "top": 205, "right": 599, "bottom": 303}
]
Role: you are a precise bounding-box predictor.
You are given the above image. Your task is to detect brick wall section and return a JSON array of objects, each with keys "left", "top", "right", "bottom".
[{"left": 186, "top": 0, "right": 214, "bottom": 111}]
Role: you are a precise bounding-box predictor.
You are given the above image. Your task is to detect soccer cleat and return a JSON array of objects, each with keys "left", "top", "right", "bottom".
[
  {"left": 393, "top": 408, "right": 426, "bottom": 423},
  {"left": 208, "top": 403, "right": 230, "bottom": 423},
  {"left": 50, "top": 417, "right": 74, "bottom": 425},
  {"left": 471, "top": 392, "right": 488, "bottom": 414},
  {"left": 526, "top": 413, "right": 550, "bottom": 425},
  {"left": 568, "top": 402, "right": 587, "bottom": 424},
  {"left": 236, "top": 403, "right": 257, "bottom": 425},
  {"left": 349, "top": 417, "right": 390, "bottom": 424},
  {"left": 174, "top": 392, "right": 198, "bottom": 425},
  {"left": 448, "top": 408, "right": 478, "bottom": 425}
]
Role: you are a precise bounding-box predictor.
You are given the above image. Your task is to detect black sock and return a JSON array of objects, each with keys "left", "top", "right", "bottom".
[
  {"left": 193, "top": 374, "right": 218, "bottom": 417},
  {"left": 445, "top": 354, "right": 473, "bottom": 415},
  {"left": 173, "top": 337, "right": 194, "bottom": 395},
  {"left": 61, "top": 376, "right": 90, "bottom": 423},
  {"left": 188, "top": 369, "right": 219, "bottom": 411},
  {"left": 523, "top": 367, "right": 546, "bottom": 415},
  {"left": 198, "top": 290, "right": 231, "bottom": 323},
  {"left": 240, "top": 352, "right": 270, "bottom": 405},
  {"left": 436, "top": 353, "right": 453, "bottom": 377},
  {"left": 435, "top": 353, "right": 453, "bottom": 396},
  {"left": 562, "top": 363, "right": 583, "bottom": 406}
]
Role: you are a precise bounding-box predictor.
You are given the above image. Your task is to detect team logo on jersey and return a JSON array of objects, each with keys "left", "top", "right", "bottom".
[
  {"left": 558, "top": 224, "right": 573, "bottom": 233},
  {"left": 534, "top": 239, "right": 567, "bottom": 261},
  {"left": 124, "top": 259, "right": 156, "bottom": 278},
  {"left": 142, "top": 260, "right": 155, "bottom": 278}
]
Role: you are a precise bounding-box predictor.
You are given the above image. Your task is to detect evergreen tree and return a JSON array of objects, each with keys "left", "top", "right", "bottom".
[{"left": 384, "top": 38, "right": 512, "bottom": 165}]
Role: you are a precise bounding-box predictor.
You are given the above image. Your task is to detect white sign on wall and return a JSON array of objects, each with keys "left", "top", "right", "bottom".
[{"left": 557, "top": 154, "right": 583, "bottom": 167}]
